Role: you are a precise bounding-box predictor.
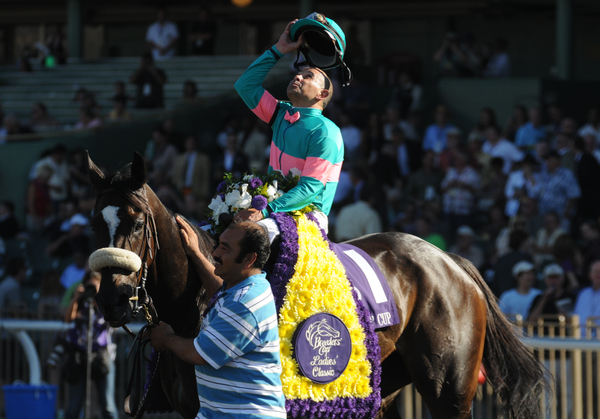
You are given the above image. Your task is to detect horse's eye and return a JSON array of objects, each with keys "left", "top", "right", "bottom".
[{"left": 135, "top": 222, "right": 144, "bottom": 232}]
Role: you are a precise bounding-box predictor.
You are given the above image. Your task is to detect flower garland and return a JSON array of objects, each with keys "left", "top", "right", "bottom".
[
  {"left": 270, "top": 213, "right": 381, "bottom": 419},
  {"left": 203, "top": 171, "right": 304, "bottom": 235}
]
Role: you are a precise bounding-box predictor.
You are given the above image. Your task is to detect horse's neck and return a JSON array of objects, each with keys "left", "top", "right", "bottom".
[{"left": 146, "top": 191, "right": 203, "bottom": 334}]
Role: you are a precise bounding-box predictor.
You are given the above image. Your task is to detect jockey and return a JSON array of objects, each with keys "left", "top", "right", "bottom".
[{"left": 233, "top": 19, "right": 344, "bottom": 242}]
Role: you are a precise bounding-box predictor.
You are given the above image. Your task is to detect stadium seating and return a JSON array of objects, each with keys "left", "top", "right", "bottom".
[{"left": 0, "top": 55, "right": 292, "bottom": 126}]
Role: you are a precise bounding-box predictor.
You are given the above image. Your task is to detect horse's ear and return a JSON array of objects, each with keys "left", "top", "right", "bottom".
[
  {"left": 131, "top": 152, "right": 147, "bottom": 187},
  {"left": 86, "top": 150, "right": 108, "bottom": 191}
]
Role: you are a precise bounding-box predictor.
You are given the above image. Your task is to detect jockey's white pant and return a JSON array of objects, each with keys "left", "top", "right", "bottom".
[{"left": 258, "top": 211, "right": 329, "bottom": 244}]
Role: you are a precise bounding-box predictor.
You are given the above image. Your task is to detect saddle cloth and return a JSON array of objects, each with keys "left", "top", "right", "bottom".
[
  {"left": 331, "top": 242, "right": 400, "bottom": 330},
  {"left": 269, "top": 211, "right": 385, "bottom": 419}
]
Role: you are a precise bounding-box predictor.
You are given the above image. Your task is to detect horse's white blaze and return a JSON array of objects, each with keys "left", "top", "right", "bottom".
[{"left": 101, "top": 205, "right": 120, "bottom": 248}]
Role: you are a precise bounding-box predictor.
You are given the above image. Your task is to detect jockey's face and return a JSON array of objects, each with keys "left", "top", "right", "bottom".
[
  {"left": 212, "top": 227, "right": 245, "bottom": 287},
  {"left": 286, "top": 67, "right": 330, "bottom": 107}
]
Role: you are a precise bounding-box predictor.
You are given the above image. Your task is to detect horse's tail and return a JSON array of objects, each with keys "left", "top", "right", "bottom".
[{"left": 447, "top": 253, "right": 551, "bottom": 419}]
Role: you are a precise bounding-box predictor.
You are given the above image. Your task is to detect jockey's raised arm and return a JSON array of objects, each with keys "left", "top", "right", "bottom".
[{"left": 233, "top": 19, "right": 344, "bottom": 236}]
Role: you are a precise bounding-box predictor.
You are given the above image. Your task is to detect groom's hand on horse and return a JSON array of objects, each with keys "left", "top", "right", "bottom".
[
  {"left": 176, "top": 215, "right": 201, "bottom": 257},
  {"left": 234, "top": 208, "right": 264, "bottom": 222}
]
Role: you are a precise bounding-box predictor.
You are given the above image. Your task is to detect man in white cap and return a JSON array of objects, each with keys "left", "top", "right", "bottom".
[
  {"left": 527, "top": 263, "right": 577, "bottom": 322},
  {"left": 498, "top": 261, "right": 541, "bottom": 320}
]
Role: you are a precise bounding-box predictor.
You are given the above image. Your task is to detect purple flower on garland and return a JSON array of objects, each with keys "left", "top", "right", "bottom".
[
  {"left": 216, "top": 181, "right": 227, "bottom": 193},
  {"left": 218, "top": 194, "right": 225, "bottom": 201},
  {"left": 251, "top": 195, "right": 268, "bottom": 211},
  {"left": 249, "top": 178, "right": 263, "bottom": 189},
  {"left": 197, "top": 220, "right": 209, "bottom": 227}
]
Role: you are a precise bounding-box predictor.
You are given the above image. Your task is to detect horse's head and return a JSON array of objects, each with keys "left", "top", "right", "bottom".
[{"left": 87, "top": 151, "right": 158, "bottom": 327}]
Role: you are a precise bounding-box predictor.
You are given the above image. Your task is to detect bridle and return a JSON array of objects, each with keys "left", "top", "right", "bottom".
[
  {"left": 92, "top": 184, "right": 163, "bottom": 419},
  {"left": 93, "top": 184, "right": 161, "bottom": 335}
]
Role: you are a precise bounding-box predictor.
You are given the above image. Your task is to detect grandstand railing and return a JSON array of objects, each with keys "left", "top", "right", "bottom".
[{"left": 1, "top": 316, "right": 600, "bottom": 419}]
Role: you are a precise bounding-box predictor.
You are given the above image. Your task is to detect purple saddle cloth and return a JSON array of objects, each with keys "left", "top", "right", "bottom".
[{"left": 331, "top": 243, "right": 400, "bottom": 330}]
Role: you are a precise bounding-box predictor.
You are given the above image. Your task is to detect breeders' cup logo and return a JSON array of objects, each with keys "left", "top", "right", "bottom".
[{"left": 292, "top": 313, "right": 351, "bottom": 384}]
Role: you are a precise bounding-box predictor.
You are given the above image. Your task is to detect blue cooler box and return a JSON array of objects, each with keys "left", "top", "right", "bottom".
[{"left": 2, "top": 384, "right": 58, "bottom": 419}]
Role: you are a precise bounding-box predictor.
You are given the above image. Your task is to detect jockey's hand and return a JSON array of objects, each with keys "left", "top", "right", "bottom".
[
  {"left": 149, "top": 321, "right": 175, "bottom": 352},
  {"left": 234, "top": 208, "right": 264, "bottom": 222},
  {"left": 275, "top": 20, "right": 303, "bottom": 55},
  {"left": 176, "top": 215, "right": 200, "bottom": 257}
]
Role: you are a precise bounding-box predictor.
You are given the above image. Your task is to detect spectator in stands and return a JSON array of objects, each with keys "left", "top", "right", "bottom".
[
  {"left": 560, "top": 117, "right": 578, "bottom": 137},
  {"left": 45, "top": 213, "right": 90, "bottom": 259},
  {"left": 422, "top": 105, "right": 457, "bottom": 154},
  {"left": 578, "top": 106, "right": 600, "bottom": 145},
  {"left": 2, "top": 113, "right": 33, "bottom": 139},
  {"left": 514, "top": 107, "right": 546, "bottom": 155},
  {"left": 582, "top": 133, "right": 600, "bottom": 164},
  {"left": 389, "top": 125, "right": 421, "bottom": 179},
  {"left": 478, "top": 156, "right": 507, "bottom": 213},
  {"left": 449, "top": 225, "right": 485, "bottom": 270},
  {"left": 182, "top": 79, "right": 199, "bottom": 103},
  {"left": 212, "top": 133, "right": 249, "bottom": 191},
  {"left": 189, "top": 5, "right": 216, "bottom": 56},
  {"left": 339, "top": 111, "right": 362, "bottom": 165},
  {"left": 432, "top": 32, "right": 480, "bottom": 77},
  {"left": 0, "top": 201, "right": 20, "bottom": 240},
  {"left": 532, "top": 211, "right": 565, "bottom": 269},
  {"left": 146, "top": 5, "right": 179, "bottom": 60},
  {"left": 361, "top": 112, "right": 385, "bottom": 162},
  {"left": 580, "top": 220, "right": 600, "bottom": 289},
  {"left": 37, "top": 269, "right": 64, "bottom": 320},
  {"left": 573, "top": 136, "right": 600, "bottom": 221},
  {"left": 145, "top": 126, "right": 178, "bottom": 186},
  {"left": 30, "top": 102, "right": 59, "bottom": 131},
  {"left": 130, "top": 52, "right": 167, "bottom": 109},
  {"left": 496, "top": 215, "right": 529, "bottom": 258},
  {"left": 535, "top": 150, "right": 580, "bottom": 229},
  {"left": 382, "top": 107, "right": 402, "bottom": 142},
  {"left": 556, "top": 132, "right": 576, "bottom": 172},
  {"left": 0, "top": 256, "right": 27, "bottom": 314},
  {"left": 44, "top": 198, "right": 78, "bottom": 242},
  {"left": 519, "top": 196, "right": 544, "bottom": 239},
  {"left": 482, "top": 124, "right": 523, "bottom": 174},
  {"left": 493, "top": 229, "right": 533, "bottom": 298},
  {"left": 468, "top": 107, "right": 497, "bottom": 143},
  {"left": 573, "top": 260, "right": 600, "bottom": 336},
  {"left": 215, "top": 114, "right": 240, "bottom": 150},
  {"left": 404, "top": 150, "right": 443, "bottom": 211},
  {"left": 106, "top": 94, "right": 132, "bottom": 122},
  {"left": 545, "top": 104, "right": 564, "bottom": 140},
  {"left": 479, "top": 204, "right": 507, "bottom": 251},
  {"left": 503, "top": 104, "right": 528, "bottom": 142},
  {"left": 438, "top": 127, "right": 462, "bottom": 174},
  {"left": 415, "top": 215, "right": 447, "bottom": 251},
  {"left": 482, "top": 37, "right": 510, "bottom": 77},
  {"left": 499, "top": 261, "right": 541, "bottom": 319},
  {"left": 503, "top": 154, "right": 539, "bottom": 217},
  {"left": 440, "top": 150, "right": 480, "bottom": 232},
  {"left": 59, "top": 250, "right": 89, "bottom": 290},
  {"left": 171, "top": 134, "right": 211, "bottom": 218},
  {"left": 552, "top": 234, "right": 582, "bottom": 292},
  {"left": 26, "top": 162, "right": 53, "bottom": 233},
  {"left": 388, "top": 71, "right": 421, "bottom": 120},
  {"left": 74, "top": 106, "right": 102, "bottom": 130},
  {"left": 238, "top": 116, "right": 269, "bottom": 173},
  {"left": 528, "top": 263, "right": 577, "bottom": 322},
  {"left": 161, "top": 117, "right": 186, "bottom": 152},
  {"left": 44, "top": 26, "right": 68, "bottom": 65},
  {"left": 335, "top": 184, "right": 382, "bottom": 242}
]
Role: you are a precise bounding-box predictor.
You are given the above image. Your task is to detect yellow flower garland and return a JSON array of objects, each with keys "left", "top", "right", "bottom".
[{"left": 279, "top": 215, "right": 372, "bottom": 401}]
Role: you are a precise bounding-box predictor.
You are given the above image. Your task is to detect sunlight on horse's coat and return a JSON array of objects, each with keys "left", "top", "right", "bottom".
[{"left": 102, "top": 205, "right": 121, "bottom": 248}]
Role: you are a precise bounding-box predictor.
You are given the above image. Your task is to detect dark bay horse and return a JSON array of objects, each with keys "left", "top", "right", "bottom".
[{"left": 87, "top": 152, "right": 548, "bottom": 419}]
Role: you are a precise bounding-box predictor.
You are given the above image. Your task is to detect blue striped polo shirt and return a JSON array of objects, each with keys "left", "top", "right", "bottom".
[{"left": 193, "top": 272, "right": 286, "bottom": 419}]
